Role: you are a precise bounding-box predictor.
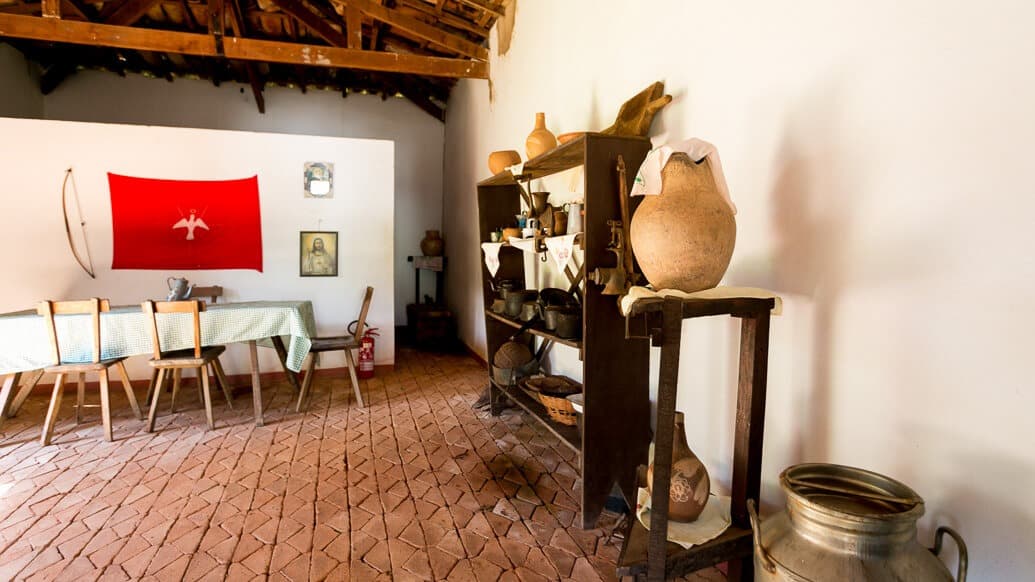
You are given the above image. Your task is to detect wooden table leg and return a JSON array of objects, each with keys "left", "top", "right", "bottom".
[
  {"left": 726, "top": 311, "right": 772, "bottom": 582},
  {"left": 646, "top": 298, "right": 684, "bottom": 582},
  {"left": 248, "top": 340, "right": 264, "bottom": 427},
  {"left": 0, "top": 372, "right": 22, "bottom": 430},
  {"left": 270, "top": 336, "right": 301, "bottom": 392}
]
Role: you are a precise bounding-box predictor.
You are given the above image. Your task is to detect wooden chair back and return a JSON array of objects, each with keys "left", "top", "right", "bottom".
[
  {"left": 37, "top": 298, "right": 111, "bottom": 365},
  {"left": 141, "top": 300, "right": 205, "bottom": 359},
  {"left": 191, "top": 286, "right": 223, "bottom": 304},
  {"left": 350, "top": 286, "right": 374, "bottom": 338}
]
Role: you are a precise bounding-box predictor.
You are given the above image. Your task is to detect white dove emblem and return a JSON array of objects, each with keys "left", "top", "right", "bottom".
[{"left": 172, "top": 211, "right": 209, "bottom": 240}]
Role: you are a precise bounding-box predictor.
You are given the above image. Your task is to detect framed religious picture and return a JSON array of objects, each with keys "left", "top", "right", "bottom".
[
  {"left": 303, "top": 162, "right": 334, "bottom": 198},
  {"left": 299, "top": 231, "right": 338, "bottom": 277}
]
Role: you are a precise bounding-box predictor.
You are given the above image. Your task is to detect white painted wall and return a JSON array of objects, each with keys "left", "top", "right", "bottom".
[
  {"left": 443, "top": 1, "right": 1035, "bottom": 579},
  {"left": 40, "top": 70, "right": 443, "bottom": 325},
  {"left": 0, "top": 44, "right": 42, "bottom": 118},
  {"left": 0, "top": 117, "right": 394, "bottom": 377}
]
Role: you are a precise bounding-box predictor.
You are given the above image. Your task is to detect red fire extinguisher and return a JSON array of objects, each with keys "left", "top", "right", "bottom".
[{"left": 350, "top": 320, "right": 379, "bottom": 379}]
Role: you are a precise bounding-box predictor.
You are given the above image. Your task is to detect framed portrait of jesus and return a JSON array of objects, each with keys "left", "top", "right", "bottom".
[{"left": 299, "top": 231, "right": 338, "bottom": 277}]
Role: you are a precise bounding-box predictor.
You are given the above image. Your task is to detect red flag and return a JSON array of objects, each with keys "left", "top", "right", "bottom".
[{"left": 108, "top": 173, "right": 263, "bottom": 271}]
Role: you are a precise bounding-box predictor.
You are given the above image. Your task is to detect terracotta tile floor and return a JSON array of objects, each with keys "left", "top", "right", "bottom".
[{"left": 0, "top": 349, "right": 724, "bottom": 581}]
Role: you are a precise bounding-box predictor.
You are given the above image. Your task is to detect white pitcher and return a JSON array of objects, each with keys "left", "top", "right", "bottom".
[{"left": 167, "top": 277, "right": 193, "bottom": 301}]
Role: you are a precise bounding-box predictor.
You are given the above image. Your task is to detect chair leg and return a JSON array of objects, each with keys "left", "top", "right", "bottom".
[
  {"left": 170, "top": 369, "right": 182, "bottom": 413},
  {"left": 147, "top": 368, "right": 167, "bottom": 433},
  {"left": 41, "top": 373, "right": 66, "bottom": 446},
  {"left": 115, "top": 361, "right": 143, "bottom": 420},
  {"left": 211, "top": 360, "right": 234, "bottom": 410},
  {"left": 345, "top": 348, "right": 364, "bottom": 408},
  {"left": 75, "top": 373, "right": 86, "bottom": 425},
  {"left": 296, "top": 354, "right": 318, "bottom": 413},
  {"left": 199, "top": 366, "right": 214, "bottom": 430},
  {"left": 9, "top": 370, "right": 44, "bottom": 418},
  {"left": 99, "top": 369, "right": 113, "bottom": 442},
  {"left": 143, "top": 369, "right": 158, "bottom": 410}
]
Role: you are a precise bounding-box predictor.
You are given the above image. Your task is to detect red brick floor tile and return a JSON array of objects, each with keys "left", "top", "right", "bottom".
[{"left": 0, "top": 350, "right": 723, "bottom": 581}]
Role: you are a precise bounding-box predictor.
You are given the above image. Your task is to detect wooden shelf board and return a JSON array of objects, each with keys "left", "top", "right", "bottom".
[
  {"left": 484, "top": 309, "right": 583, "bottom": 350},
  {"left": 477, "top": 133, "right": 651, "bottom": 186},
  {"left": 490, "top": 378, "right": 581, "bottom": 455},
  {"left": 615, "top": 520, "right": 753, "bottom": 578}
]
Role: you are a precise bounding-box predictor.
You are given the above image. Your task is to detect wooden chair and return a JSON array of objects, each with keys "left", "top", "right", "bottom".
[
  {"left": 296, "top": 286, "right": 374, "bottom": 412},
  {"left": 191, "top": 286, "right": 223, "bottom": 304},
  {"left": 37, "top": 298, "right": 143, "bottom": 445},
  {"left": 141, "top": 299, "right": 234, "bottom": 431}
]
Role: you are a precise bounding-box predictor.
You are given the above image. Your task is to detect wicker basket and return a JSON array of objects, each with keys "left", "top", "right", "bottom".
[{"left": 520, "top": 375, "right": 582, "bottom": 426}]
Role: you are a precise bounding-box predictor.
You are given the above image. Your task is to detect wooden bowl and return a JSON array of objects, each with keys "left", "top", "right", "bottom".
[
  {"left": 556, "top": 132, "right": 586, "bottom": 145},
  {"left": 502, "top": 227, "right": 522, "bottom": 240}
]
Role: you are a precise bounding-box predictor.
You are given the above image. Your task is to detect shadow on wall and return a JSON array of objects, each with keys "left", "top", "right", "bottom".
[
  {"left": 897, "top": 423, "right": 1035, "bottom": 578},
  {"left": 728, "top": 78, "right": 856, "bottom": 464}
]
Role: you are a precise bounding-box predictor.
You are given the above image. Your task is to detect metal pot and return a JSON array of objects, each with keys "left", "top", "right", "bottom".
[
  {"left": 542, "top": 305, "right": 564, "bottom": 331},
  {"left": 505, "top": 290, "right": 537, "bottom": 318},
  {"left": 748, "top": 464, "right": 967, "bottom": 582},
  {"left": 554, "top": 308, "right": 581, "bottom": 339}
]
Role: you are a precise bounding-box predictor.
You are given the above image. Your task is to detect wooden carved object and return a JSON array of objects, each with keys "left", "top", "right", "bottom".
[{"left": 601, "top": 81, "right": 673, "bottom": 138}]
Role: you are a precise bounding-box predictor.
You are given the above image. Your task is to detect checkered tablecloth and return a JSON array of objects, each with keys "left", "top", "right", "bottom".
[{"left": 0, "top": 301, "right": 316, "bottom": 374}]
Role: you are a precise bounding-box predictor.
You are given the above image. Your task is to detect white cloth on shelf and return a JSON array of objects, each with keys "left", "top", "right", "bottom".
[
  {"left": 631, "top": 138, "right": 736, "bottom": 214},
  {"left": 619, "top": 286, "right": 783, "bottom": 317},
  {"left": 507, "top": 237, "right": 537, "bottom": 254},
  {"left": 544, "top": 234, "right": 578, "bottom": 271},
  {"left": 635, "top": 488, "right": 731, "bottom": 550},
  {"left": 481, "top": 242, "right": 503, "bottom": 277}
]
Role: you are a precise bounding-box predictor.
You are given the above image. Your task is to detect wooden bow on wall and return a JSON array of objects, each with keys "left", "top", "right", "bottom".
[{"left": 62, "top": 168, "right": 97, "bottom": 279}]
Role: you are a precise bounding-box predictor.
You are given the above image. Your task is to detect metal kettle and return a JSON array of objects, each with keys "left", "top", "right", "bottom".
[{"left": 166, "top": 277, "right": 193, "bottom": 301}]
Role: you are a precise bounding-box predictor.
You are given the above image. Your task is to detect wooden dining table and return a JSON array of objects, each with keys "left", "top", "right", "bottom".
[{"left": 0, "top": 300, "right": 315, "bottom": 428}]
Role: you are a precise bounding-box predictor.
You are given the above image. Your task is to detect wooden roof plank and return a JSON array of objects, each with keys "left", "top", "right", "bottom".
[
  {"left": 0, "top": 12, "right": 489, "bottom": 77},
  {"left": 347, "top": 0, "right": 486, "bottom": 60},
  {"left": 105, "top": 0, "right": 160, "bottom": 25},
  {"left": 269, "top": 0, "right": 347, "bottom": 48}
]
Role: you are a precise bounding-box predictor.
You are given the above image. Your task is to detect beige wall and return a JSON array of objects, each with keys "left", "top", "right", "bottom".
[
  {"left": 27, "top": 68, "right": 443, "bottom": 325},
  {"left": 443, "top": 1, "right": 1035, "bottom": 579}
]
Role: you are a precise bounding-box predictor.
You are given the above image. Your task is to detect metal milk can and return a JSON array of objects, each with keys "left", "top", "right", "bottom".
[{"left": 748, "top": 464, "right": 967, "bottom": 582}]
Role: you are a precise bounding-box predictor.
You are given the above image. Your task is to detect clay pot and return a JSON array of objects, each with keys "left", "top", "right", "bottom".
[
  {"left": 647, "top": 411, "right": 711, "bottom": 522},
  {"left": 630, "top": 153, "right": 735, "bottom": 292},
  {"left": 488, "top": 150, "right": 521, "bottom": 175},
  {"left": 525, "top": 112, "right": 557, "bottom": 159},
  {"left": 420, "top": 230, "right": 444, "bottom": 256}
]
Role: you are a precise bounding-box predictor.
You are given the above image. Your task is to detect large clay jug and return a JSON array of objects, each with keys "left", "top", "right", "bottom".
[
  {"left": 525, "top": 112, "right": 557, "bottom": 159},
  {"left": 630, "top": 153, "right": 735, "bottom": 292},
  {"left": 420, "top": 230, "right": 444, "bottom": 256},
  {"left": 646, "top": 412, "right": 710, "bottom": 522}
]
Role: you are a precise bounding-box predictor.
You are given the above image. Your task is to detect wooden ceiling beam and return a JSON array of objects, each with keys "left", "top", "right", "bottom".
[
  {"left": 104, "top": 0, "right": 161, "bottom": 25},
  {"left": 395, "top": 0, "right": 487, "bottom": 39},
  {"left": 454, "top": 0, "right": 503, "bottom": 19},
  {"left": 269, "top": 0, "right": 348, "bottom": 48},
  {"left": 228, "top": 0, "right": 264, "bottom": 113},
  {"left": 346, "top": 0, "right": 486, "bottom": 60},
  {"left": 41, "top": 0, "right": 60, "bottom": 18},
  {"left": 0, "top": 12, "right": 489, "bottom": 77},
  {"left": 344, "top": 5, "right": 361, "bottom": 50}
]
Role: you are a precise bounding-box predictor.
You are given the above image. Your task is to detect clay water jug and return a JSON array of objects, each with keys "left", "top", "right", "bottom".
[
  {"left": 630, "top": 153, "right": 735, "bottom": 292},
  {"left": 525, "top": 112, "right": 557, "bottom": 159},
  {"left": 646, "top": 412, "right": 710, "bottom": 522},
  {"left": 420, "top": 230, "right": 444, "bottom": 256}
]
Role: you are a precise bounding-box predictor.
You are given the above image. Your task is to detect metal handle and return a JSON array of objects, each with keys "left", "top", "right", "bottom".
[
  {"left": 747, "top": 499, "right": 776, "bottom": 574},
  {"left": 931, "top": 526, "right": 968, "bottom": 582}
]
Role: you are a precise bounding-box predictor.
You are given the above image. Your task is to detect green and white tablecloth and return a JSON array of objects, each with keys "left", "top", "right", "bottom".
[{"left": 0, "top": 301, "right": 316, "bottom": 374}]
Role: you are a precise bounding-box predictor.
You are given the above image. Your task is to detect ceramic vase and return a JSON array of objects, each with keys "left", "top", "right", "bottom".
[
  {"left": 525, "top": 112, "right": 557, "bottom": 159},
  {"left": 420, "top": 230, "right": 444, "bottom": 257},
  {"left": 630, "top": 153, "right": 735, "bottom": 292},
  {"left": 647, "top": 412, "right": 710, "bottom": 522}
]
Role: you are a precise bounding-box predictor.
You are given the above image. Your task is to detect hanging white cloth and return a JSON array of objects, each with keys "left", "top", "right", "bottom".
[
  {"left": 544, "top": 234, "right": 578, "bottom": 271},
  {"left": 481, "top": 242, "right": 503, "bottom": 277},
  {"left": 630, "top": 138, "right": 736, "bottom": 214}
]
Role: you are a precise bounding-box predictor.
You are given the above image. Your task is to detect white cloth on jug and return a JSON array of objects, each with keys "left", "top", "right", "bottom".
[
  {"left": 481, "top": 242, "right": 503, "bottom": 277},
  {"left": 631, "top": 138, "right": 736, "bottom": 214}
]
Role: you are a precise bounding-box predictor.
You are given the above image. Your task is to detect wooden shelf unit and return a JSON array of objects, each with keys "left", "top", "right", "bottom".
[
  {"left": 616, "top": 296, "right": 775, "bottom": 582},
  {"left": 477, "top": 132, "right": 653, "bottom": 529}
]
